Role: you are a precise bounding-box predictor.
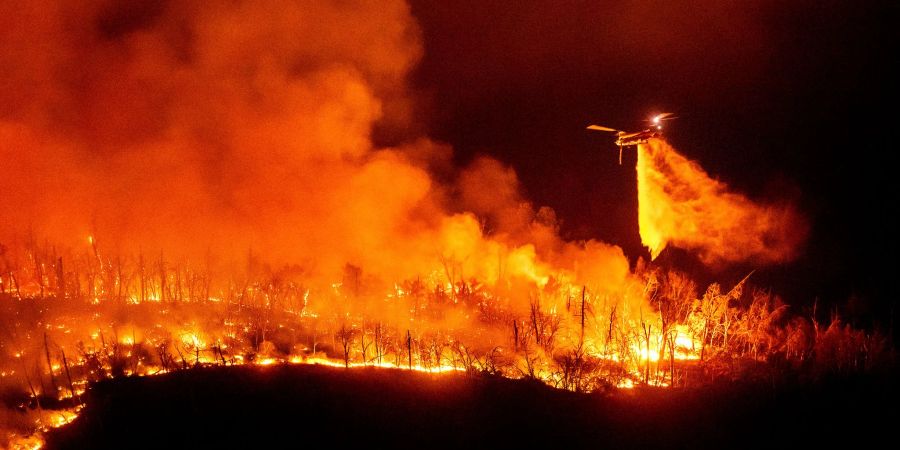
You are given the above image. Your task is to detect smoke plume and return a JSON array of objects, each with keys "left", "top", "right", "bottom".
[{"left": 0, "top": 0, "right": 628, "bottom": 291}]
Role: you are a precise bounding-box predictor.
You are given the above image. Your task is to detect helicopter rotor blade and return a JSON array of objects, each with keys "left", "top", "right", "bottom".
[
  {"left": 645, "top": 113, "right": 677, "bottom": 122},
  {"left": 586, "top": 124, "right": 620, "bottom": 132}
]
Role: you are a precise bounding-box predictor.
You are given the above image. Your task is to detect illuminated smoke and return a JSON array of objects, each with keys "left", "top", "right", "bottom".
[
  {"left": 636, "top": 138, "right": 806, "bottom": 265},
  {"left": 0, "top": 0, "right": 636, "bottom": 306}
]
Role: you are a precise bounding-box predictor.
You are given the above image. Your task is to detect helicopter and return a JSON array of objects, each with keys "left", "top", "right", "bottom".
[{"left": 587, "top": 113, "right": 676, "bottom": 164}]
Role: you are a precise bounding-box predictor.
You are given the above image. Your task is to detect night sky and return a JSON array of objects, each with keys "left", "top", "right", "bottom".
[{"left": 406, "top": 0, "right": 899, "bottom": 312}]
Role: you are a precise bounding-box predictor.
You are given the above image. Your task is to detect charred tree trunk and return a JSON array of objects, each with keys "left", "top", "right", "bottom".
[
  {"left": 55, "top": 257, "right": 65, "bottom": 299},
  {"left": 12, "top": 271, "right": 21, "bottom": 299},
  {"left": 641, "top": 317, "right": 652, "bottom": 384},
  {"left": 116, "top": 256, "right": 123, "bottom": 303},
  {"left": 407, "top": 330, "right": 412, "bottom": 370},
  {"left": 44, "top": 333, "right": 57, "bottom": 395},
  {"left": 606, "top": 305, "right": 617, "bottom": 357},
  {"left": 175, "top": 266, "right": 182, "bottom": 303},
  {"left": 668, "top": 333, "right": 677, "bottom": 387},
  {"left": 158, "top": 252, "right": 167, "bottom": 304},
  {"left": 374, "top": 323, "right": 383, "bottom": 364},
  {"left": 513, "top": 320, "right": 519, "bottom": 352},
  {"left": 61, "top": 349, "right": 76, "bottom": 401},
  {"left": 337, "top": 324, "right": 353, "bottom": 368},
  {"left": 530, "top": 301, "right": 541, "bottom": 349},
  {"left": 21, "top": 363, "right": 42, "bottom": 415},
  {"left": 359, "top": 325, "right": 367, "bottom": 365},
  {"left": 139, "top": 252, "right": 146, "bottom": 303},
  {"left": 580, "top": 286, "right": 586, "bottom": 347}
]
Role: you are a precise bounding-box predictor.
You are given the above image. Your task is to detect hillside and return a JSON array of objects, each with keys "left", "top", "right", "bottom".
[{"left": 45, "top": 364, "right": 897, "bottom": 449}]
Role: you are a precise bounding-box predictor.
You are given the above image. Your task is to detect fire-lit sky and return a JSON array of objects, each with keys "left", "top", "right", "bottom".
[
  {"left": 1, "top": 0, "right": 897, "bottom": 309},
  {"left": 408, "top": 0, "right": 899, "bottom": 308}
]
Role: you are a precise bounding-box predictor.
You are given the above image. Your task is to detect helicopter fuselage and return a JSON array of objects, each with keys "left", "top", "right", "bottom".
[
  {"left": 587, "top": 113, "right": 673, "bottom": 165},
  {"left": 614, "top": 129, "right": 661, "bottom": 147}
]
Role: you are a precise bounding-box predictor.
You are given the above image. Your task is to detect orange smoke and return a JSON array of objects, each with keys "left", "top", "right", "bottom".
[
  {"left": 0, "top": 0, "right": 634, "bottom": 302},
  {"left": 0, "top": 0, "right": 428, "bottom": 277},
  {"left": 636, "top": 138, "right": 806, "bottom": 265}
]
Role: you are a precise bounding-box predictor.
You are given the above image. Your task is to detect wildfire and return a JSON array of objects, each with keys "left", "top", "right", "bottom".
[
  {"left": 39, "top": 407, "right": 82, "bottom": 431},
  {"left": 632, "top": 324, "right": 700, "bottom": 363},
  {"left": 0, "top": 0, "right": 837, "bottom": 446},
  {"left": 7, "top": 186, "right": 669, "bottom": 443},
  {"left": 4, "top": 406, "right": 83, "bottom": 450},
  {"left": 0, "top": 223, "right": 880, "bottom": 447},
  {"left": 6, "top": 435, "right": 43, "bottom": 450}
]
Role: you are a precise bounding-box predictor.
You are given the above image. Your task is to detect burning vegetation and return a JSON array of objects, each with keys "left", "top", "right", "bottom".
[
  {"left": 0, "top": 0, "right": 893, "bottom": 448},
  {"left": 1, "top": 223, "right": 891, "bottom": 447}
]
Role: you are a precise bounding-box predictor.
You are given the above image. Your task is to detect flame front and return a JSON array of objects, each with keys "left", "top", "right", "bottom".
[{"left": 637, "top": 138, "right": 806, "bottom": 264}]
